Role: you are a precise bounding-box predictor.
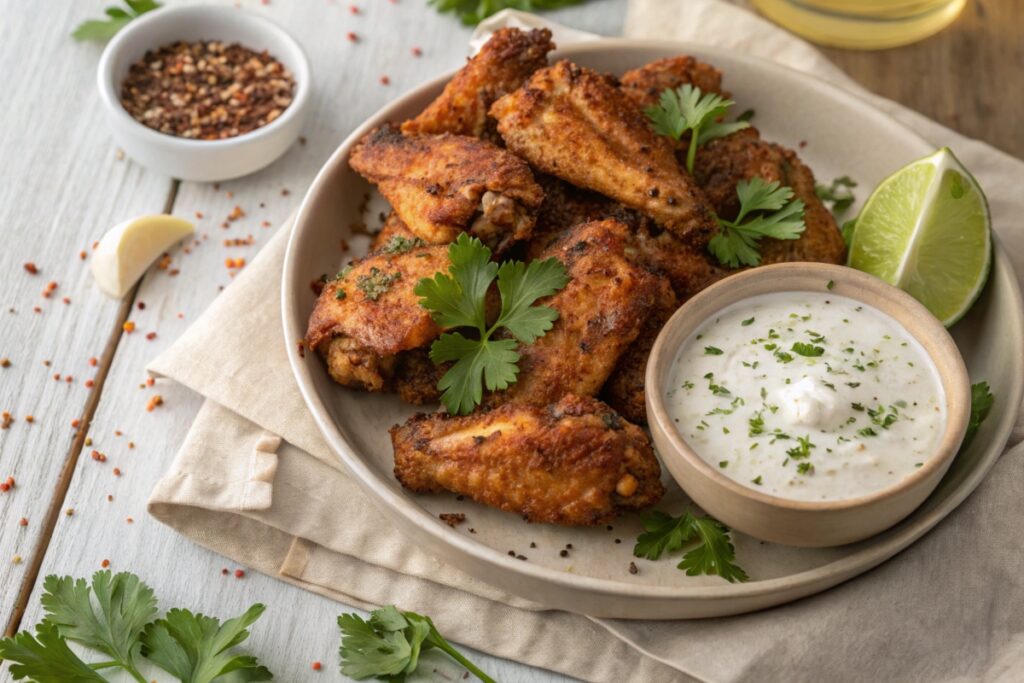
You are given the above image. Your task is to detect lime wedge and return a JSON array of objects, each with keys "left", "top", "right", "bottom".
[{"left": 848, "top": 147, "right": 991, "bottom": 326}]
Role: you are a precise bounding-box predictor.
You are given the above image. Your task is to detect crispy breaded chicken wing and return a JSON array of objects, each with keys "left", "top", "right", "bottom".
[
  {"left": 369, "top": 212, "right": 419, "bottom": 253},
  {"left": 695, "top": 128, "right": 845, "bottom": 265},
  {"left": 401, "top": 28, "right": 555, "bottom": 139},
  {"left": 349, "top": 125, "right": 543, "bottom": 253},
  {"left": 620, "top": 55, "right": 727, "bottom": 109},
  {"left": 392, "top": 348, "right": 445, "bottom": 405},
  {"left": 489, "top": 219, "right": 660, "bottom": 407},
  {"left": 305, "top": 244, "right": 449, "bottom": 391},
  {"left": 391, "top": 394, "right": 664, "bottom": 525},
  {"left": 601, "top": 275, "right": 677, "bottom": 424},
  {"left": 490, "top": 60, "right": 717, "bottom": 245}
]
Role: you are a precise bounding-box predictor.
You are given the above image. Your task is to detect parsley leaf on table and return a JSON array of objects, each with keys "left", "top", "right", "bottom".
[
  {"left": 416, "top": 234, "right": 569, "bottom": 415},
  {"left": 339, "top": 605, "right": 496, "bottom": 682},
  {"left": 71, "top": 1, "right": 161, "bottom": 42},
  {"left": 140, "top": 604, "right": 272, "bottom": 683},
  {"left": 634, "top": 510, "right": 748, "bottom": 583},
  {"left": 428, "top": 0, "right": 586, "bottom": 25},
  {"left": 0, "top": 623, "right": 107, "bottom": 682},
  {"left": 708, "top": 177, "right": 807, "bottom": 268},
  {"left": 39, "top": 571, "right": 157, "bottom": 682},
  {"left": 962, "top": 381, "right": 995, "bottom": 450},
  {"left": 644, "top": 84, "right": 750, "bottom": 174}
]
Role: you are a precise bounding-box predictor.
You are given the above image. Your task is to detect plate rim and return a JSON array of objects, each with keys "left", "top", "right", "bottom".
[{"left": 282, "top": 38, "right": 1024, "bottom": 616}]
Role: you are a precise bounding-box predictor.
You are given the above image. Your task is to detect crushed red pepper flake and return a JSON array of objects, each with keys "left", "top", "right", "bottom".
[
  {"left": 222, "top": 567, "right": 229, "bottom": 575},
  {"left": 312, "top": 662, "right": 322, "bottom": 671},
  {"left": 380, "top": 74, "right": 391, "bottom": 85},
  {"left": 346, "top": 31, "right": 358, "bottom": 42},
  {"left": 113, "top": 468, "right": 122, "bottom": 477},
  {"left": 89, "top": 356, "right": 98, "bottom": 366},
  {"left": 157, "top": 254, "right": 172, "bottom": 270},
  {"left": 85, "top": 379, "right": 95, "bottom": 388},
  {"left": 146, "top": 377, "right": 155, "bottom": 387},
  {"left": 72, "top": 419, "right": 81, "bottom": 428},
  {"left": 126, "top": 517, "right": 134, "bottom": 524},
  {"left": 123, "top": 321, "right": 136, "bottom": 333},
  {"left": 79, "top": 250, "right": 88, "bottom": 260},
  {"left": 23, "top": 263, "right": 39, "bottom": 274},
  {"left": 24, "top": 415, "right": 34, "bottom": 424},
  {"left": 146, "top": 395, "right": 164, "bottom": 411},
  {"left": 2, "top": 413, "right": 15, "bottom": 430},
  {"left": 0, "top": 358, "right": 9, "bottom": 368},
  {"left": 19, "top": 518, "right": 28, "bottom": 527},
  {"left": 107, "top": 494, "right": 114, "bottom": 502},
  {"left": 33, "top": 306, "right": 42, "bottom": 314},
  {"left": 91, "top": 450, "right": 107, "bottom": 462},
  {"left": 146, "top": 332, "right": 157, "bottom": 341},
  {"left": 234, "top": 569, "right": 245, "bottom": 578},
  {"left": 412, "top": 46, "right": 422, "bottom": 57},
  {"left": 101, "top": 559, "right": 110, "bottom": 568},
  {"left": 62, "top": 297, "right": 71, "bottom": 305}
]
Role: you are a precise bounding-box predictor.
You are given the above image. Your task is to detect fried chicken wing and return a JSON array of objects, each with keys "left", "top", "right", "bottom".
[
  {"left": 620, "top": 55, "right": 727, "bottom": 110},
  {"left": 695, "top": 128, "right": 845, "bottom": 265},
  {"left": 369, "top": 211, "right": 419, "bottom": 253},
  {"left": 305, "top": 245, "right": 449, "bottom": 391},
  {"left": 489, "top": 220, "right": 660, "bottom": 407},
  {"left": 391, "top": 394, "right": 664, "bottom": 525},
  {"left": 601, "top": 275, "right": 677, "bottom": 424},
  {"left": 490, "top": 60, "right": 717, "bottom": 245},
  {"left": 392, "top": 348, "right": 445, "bottom": 405},
  {"left": 349, "top": 125, "right": 544, "bottom": 253},
  {"left": 401, "top": 28, "right": 555, "bottom": 139}
]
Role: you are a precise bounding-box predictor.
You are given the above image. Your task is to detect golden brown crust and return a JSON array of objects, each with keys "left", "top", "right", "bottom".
[
  {"left": 304, "top": 246, "right": 448, "bottom": 355},
  {"left": 391, "top": 394, "right": 664, "bottom": 525},
  {"left": 393, "top": 349, "right": 444, "bottom": 405},
  {"left": 322, "top": 336, "right": 396, "bottom": 392},
  {"left": 349, "top": 125, "right": 544, "bottom": 253},
  {"left": 490, "top": 60, "right": 717, "bottom": 245},
  {"left": 694, "top": 128, "right": 846, "bottom": 265},
  {"left": 601, "top": 275, "right": 677, "bottom": 424},
  {"left": 620, "top": 55, "right": 727, "bottom": 110},
  {"left": 401, "top": 28, "right": 555, "bottom": 138},
  {"left": 488, "top": 220, "right": 661, "bottom": 407}
]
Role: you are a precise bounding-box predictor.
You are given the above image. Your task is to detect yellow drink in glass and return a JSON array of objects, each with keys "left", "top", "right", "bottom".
[{"left": 751, "top": 0, "right": 968, "bottom": 49}]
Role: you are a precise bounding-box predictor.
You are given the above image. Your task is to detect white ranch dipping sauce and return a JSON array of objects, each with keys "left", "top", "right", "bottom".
[{"left": 666, "top": 292, "right": 946, "bottom": 501}]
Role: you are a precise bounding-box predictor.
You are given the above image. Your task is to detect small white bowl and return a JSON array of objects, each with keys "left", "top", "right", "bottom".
[
  {"left": 646, "top": 263, "right": 971, "bottom": 548},
  {"left": 97, "top": 5, "right": 310, "bottom": 182}
]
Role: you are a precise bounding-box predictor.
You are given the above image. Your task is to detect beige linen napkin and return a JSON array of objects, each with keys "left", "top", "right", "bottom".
[{"left": 149, "top": 2, "right": 1024, "bottom": 680}]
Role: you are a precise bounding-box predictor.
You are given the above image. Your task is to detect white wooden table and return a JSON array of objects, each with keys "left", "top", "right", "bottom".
[{"left": 0, "top": 1, "right": 625, "bottom": 680}]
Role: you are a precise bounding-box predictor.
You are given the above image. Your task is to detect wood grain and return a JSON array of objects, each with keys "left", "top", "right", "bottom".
[
  {"left": 0, "top": 0, "right": 174, "bottom": 635},
  {"left": 820, "top": 0, "right": 1024, "bottom": 158}
]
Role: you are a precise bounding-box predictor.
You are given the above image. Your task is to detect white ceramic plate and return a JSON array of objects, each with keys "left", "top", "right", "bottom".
[{"left": 282, "top": 41, "right": 1024, "bottom": 619}]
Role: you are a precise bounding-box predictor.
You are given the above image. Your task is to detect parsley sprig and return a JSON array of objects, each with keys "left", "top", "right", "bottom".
[
  {"left": 708, "top": 177, "right": 807, "bottom": 268},
  {"left": 339, "top": 605, "right": 495, "bottom": 682},
  {"left": 962, "top": 381, "right": 994, "bottom": 449},
  {"left": 815, "top": 175, "right": 858, "bottom": 216},
  {"left": 416, "top": 234, "right": 569, "bottom": 415},
  {"left": 429, "top": 0, "right": 586, "bottom": 25},
  {"left": 644, "top": 84, "right": 750, "bottom": 174},
  {"left": 0, "top": 571, "right": 270, "bottom": 682},
  {"left": 634, "top": 510, "right": 748, "bottom": 583},
  {"left": 72, "top": 1, "right": 161, "bottom": 42}
]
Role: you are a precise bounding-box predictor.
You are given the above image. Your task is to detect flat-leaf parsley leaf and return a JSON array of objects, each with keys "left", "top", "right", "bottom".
[
  {"left": 416, "top": 234, "right": 569, "bottom": 414},
  {"left": 962, "top": 381, "right": 994, "bottom": 449},
  {"left": 633, "top": 510, "right": 748, "bottom": 583},
  {"left": 644, "top": 84, "right": 750, "bottom": 174},
  {"left": 338, "top": 605, "right": 496, "bottom": 682},
  {"left": 709, "top": 177, "right": 807, "bottom": 268},
  {"left": 72, "top": 0, "right": 161, "bottom": 41},
  {"left": 428, "top": 0, "right": 586, "bottom": 25}
]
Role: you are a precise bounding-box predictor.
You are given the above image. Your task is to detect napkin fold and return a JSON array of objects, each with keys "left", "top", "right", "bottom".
[{"left": 149, "top": 2, "right": 1024, "bottom": 680}]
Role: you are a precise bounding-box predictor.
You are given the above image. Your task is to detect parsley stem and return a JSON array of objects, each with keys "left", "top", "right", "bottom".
[
  {"left": 89, "top": 661, "right": 120, "bottom": 670},
  {"left": 431, "top": 637, "right": 497, "bottom": 683},
  {"left": 685, "top": 125, "right": 700, "bottom": 175}
]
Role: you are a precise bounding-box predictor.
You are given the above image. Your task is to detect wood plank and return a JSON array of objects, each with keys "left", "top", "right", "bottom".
[
  {"left": 14, "top": 1, "right": 623, "bottom": 679},
  {"left": 0, "top": 0, "right": 174, "bottom": 633},
  {"left": 817, "top": 0, "right": 1023, "bottom": 158}
]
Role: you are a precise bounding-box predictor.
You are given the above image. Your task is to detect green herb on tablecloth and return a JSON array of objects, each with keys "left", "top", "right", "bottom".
[
  {"left": 71, "top": 1, "right": 161, "bottom": 42},
  {"left": 0, "top": 570, "right": 271, "bottom": 682},
  {"left": 338, "top": 605, "right": 496, "bottom": 682},
  {"left": 429, "top": 0, "right": 587, "bottom": 25},
  {"left": 633, "top": 510, "right": 748, "bottom": 583}
]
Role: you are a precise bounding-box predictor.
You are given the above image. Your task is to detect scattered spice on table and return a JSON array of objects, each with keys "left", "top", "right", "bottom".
[
  {"left": 0, "top": 358, "right": 9, "bottom": 368},
  {"left": 123, "top": 321, "right": 136, "bottom": 334},
  {"left": 89, "top": 356, "right": 98, "bottom": 366},
  {"left": 19, "top": 518, "right": 28, "bottom": 527},
  {"left": 629, "top": 562, "right": 639, "bottom": 575},
  {"left": 347, "top": 31, "right": 358, "bottom": 42},
  {"left": 23, "top": 262, "right": 38, "bottom": 275},
  {"left": 120, "top": 40, "right": 295, "bottom": 140},
  {"left": 146, "top": 395, "right": 164, "bottom": 411},
  {"left": 65, "top": 508, "right": 75, "bottom": 517},
  {"left": 234, "top": 569, "right": 245, "bottom": 578},
  {"left": 311, "top": 661, "right": 322, "bottom": 671},
  {"left": 101, "top": 559, "right": 110, "bottom": 568},
  {"left": 2, "top": 412, "right": 13, "bottom": 429},
  {"left": 91, "top": 450, "right": 107, "bottom": 462}
]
